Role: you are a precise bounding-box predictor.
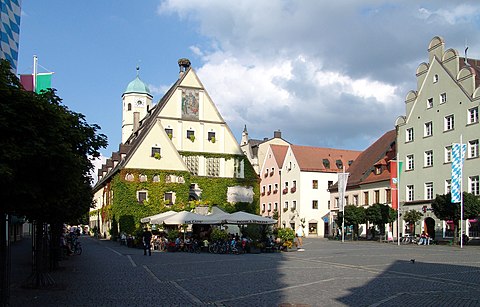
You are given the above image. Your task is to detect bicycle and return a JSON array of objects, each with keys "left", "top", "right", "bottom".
[
  {"left": 400, "top": 235, "right": 417, "bottom": 245},
  {"left": 72, "top": 240, "right": 82, "bottom": 255}
]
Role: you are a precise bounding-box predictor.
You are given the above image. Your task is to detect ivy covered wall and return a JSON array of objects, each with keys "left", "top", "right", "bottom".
[{"left": 107, "top": 156, "right": 259, "bottom": 234}]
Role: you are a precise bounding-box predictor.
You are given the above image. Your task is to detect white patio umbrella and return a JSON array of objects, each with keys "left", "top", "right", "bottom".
[
  {"left": 163, "top": 211, "right": 222, "bottom": 225},
  {"left": 140, "top": 210, "right": 177, "bottom": 224},
  {"left": 216, "top": 211, "right": 277, "bottom": 225}
]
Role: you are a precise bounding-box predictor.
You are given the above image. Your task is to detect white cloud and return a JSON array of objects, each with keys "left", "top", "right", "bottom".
[{"left": 157, "top": 0, "right": 480, "bottom": 150}]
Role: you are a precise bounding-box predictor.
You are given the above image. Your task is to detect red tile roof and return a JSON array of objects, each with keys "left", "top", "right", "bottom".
[
  {"left": 270, "top": 144, "right": 288, "bottom": 168},
  {"left": 290, "top": 145, "right": 361, "bottom": 173}
]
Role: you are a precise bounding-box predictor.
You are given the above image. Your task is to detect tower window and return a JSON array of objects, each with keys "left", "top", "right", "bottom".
[{"left": 128, "top": 103, "right": 132, "bottom": 111}]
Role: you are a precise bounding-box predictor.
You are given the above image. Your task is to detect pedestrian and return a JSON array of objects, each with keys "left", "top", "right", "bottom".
[
  {"left": 296, "top": 226, "right": 304, "bottom": 251},
  {"left": 142, "top": 227, "right": 153, "bottom": 256}
]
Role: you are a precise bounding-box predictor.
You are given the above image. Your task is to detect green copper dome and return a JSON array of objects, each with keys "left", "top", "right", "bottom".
[
  {"left": 124, "top": 67, "right": 151, "bottom": 95},
  {"left": 124, "top": 76, "right": 151, "bottom": 95}
]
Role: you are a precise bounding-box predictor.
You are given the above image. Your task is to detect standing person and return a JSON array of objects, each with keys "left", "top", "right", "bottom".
[
  {"left": 142, "top": 227, "right": 153, "bottom": 256},
  {"left": 296, "top": 226, "right": 304, "bottom": 251}
]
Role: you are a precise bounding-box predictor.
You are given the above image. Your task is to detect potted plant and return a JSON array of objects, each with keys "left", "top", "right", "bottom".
[
  {"left": 189, "top": 135, "right": 195, "bottom": 142},
  {"left": 210, "top": 136, "right": 216, "bottom": 143},
  {"left": 278, "top": 228, "right": 295, "bottom": 251},
  {"left": 167, "top": 133, "right": 173, "bottom": 140},
  {"left": 154, "top": 152, "right": 161, "bottom": 160}
]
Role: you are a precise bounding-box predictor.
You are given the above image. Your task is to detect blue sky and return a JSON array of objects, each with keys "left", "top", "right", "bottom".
[{"left": 17, "top": 1, "right": 480, "bottom": 164}]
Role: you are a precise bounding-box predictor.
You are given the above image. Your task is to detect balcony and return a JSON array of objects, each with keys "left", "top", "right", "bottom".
[
  {"left": 290, "top": 187, "right": 296, "bottom": 193},
  {"left": 282, "top": 188, "right": 288, "bottom": 194},
  {"left": 269, "top": 171, "right": 274, "bottom": 177}
]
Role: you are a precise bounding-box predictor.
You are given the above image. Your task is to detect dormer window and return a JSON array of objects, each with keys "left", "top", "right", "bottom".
[
  {"left": 208, "top": 131, "right": 216, "bottom": 143},
  {"left": 187, "top": 130, "right": 195, "bottom": 142},
  {"left": 151, "top": 147, "right": 161, "bottom": 159},
  {"left": 323, "top": 159, "right": 330, "bottom": 169},
  {"left": 375, "top": 166, "right": 382, "bottom": 175},
  {"left": 165, "top": 128, "right": 173, "bottom": 139},
  {"left": 336, "top": 159, "right": 343, "bottom": 169}
]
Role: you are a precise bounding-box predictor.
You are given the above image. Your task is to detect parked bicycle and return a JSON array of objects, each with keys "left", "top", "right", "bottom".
[{"left": 400, "top": 235, "right": 417, "bottom": 245}]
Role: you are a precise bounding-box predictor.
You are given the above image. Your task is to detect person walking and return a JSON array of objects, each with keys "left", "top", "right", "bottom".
[
  {"left": 296, "top": 226, "right": 304, "bottom": 251},
  {"left": 142, "top": 227, "right": 153, "bottom": 256}
]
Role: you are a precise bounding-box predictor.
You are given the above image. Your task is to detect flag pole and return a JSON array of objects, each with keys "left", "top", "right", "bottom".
[
  {"left": 33, "top": 55, "right": 38, "bottom": 93},
  {"left": 342, "top": 166, "right": 345, "bottom": 243},
  {"left": 397, "top": 154, "right": 400, "bottom": 246},
  {"left": 460, "top": 135, "right": 464, "bottom": 249}
]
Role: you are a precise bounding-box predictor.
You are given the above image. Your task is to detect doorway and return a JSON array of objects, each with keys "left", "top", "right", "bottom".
[{"left": 425, "top": 217, "right": 435, "bottom": 239}]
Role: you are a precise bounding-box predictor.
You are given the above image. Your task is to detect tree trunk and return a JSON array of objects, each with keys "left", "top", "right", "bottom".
[
  {"left": 0, "top": 213, "right": 11, "bottom": 306},
  {"left": 22, "top": 220, "right": 56, "bottom": 288}
]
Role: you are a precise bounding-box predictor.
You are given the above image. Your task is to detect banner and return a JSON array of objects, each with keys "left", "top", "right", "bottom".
[
  {"left": 337, "top": 172, "right": 349, "bottom": 211},
  {"left": 390, "top": 160, "right": 403, "bottom": 209},
  {"left": 451, "top": 143, "right": 466, "bottom": 203},
  {"left": 19, "top": 73, "right": 53, "bottom": 93}
]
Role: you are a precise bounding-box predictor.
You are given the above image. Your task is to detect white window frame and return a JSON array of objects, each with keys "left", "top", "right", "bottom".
[
  {"left": 406, "top": 185, "right": 414, "bottom": 202},
  {"left": 427, "top": 98, "right": 433, "bottom": 109},
  {"left": 424, "top": 121, "right": 433, "bottom": 137},
  {"left": 445, "top": 146, "right": 452, "bottom": 163},
  {"left": 470, "top": 176, "right": 479, "bottom": 196},
  {"left": 440, "top": 92, "right": 447, "bottom": 104},
  {"left": 445, "top": 179, "right": 451, "bottom": 194},
  {"left": 406, "top": 128, "right": 414, "bottom": 142},
  {"left": 468, "top": 107, "right": 479, "bottom": 124},
  {"left": 137, "top": 190, "right": 148, "bottom": 203},
  {"left": 468, "top": 140, "right": 479, "bottom": 158},
  {"left": 444, "top": 115, "right": 454, "bottom": 131},
  {"left": 406, "top": 154, "right": 414, "bottom": 171},
  {"left": 424, "top": 150, "right": 433, "bottom": 167},
  {"left": 425, "top": 182, "right": 434, "bottom": 200}
]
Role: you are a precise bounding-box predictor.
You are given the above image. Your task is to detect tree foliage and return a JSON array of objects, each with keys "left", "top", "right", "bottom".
[
  {"left": 365, "top": 203, "right": 397, "bottom": 235},
  {"left": 336, "top": 205, "right": 366, "bottom": 239},
  {"left": 0, "top": 59, "right": 107, "bottom": 223},
  {"left": 402, "top": 209, "right": 423, "bottom": 236},
  {"left": 431, "top": 192, "right": 480, "bottom": 243}
]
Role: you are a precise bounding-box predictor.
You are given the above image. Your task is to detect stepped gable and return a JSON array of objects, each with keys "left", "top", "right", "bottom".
[{"left": 291, "top": 145, "right": 361, "bottom": 173}]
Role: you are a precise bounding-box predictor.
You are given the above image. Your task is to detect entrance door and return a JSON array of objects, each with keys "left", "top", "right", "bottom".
[
  {"left": 425, "top": 217, "right": 435, "bottom": 239},
  {"left": 324, "top": 222, "right": 329, "bottom": 237}
]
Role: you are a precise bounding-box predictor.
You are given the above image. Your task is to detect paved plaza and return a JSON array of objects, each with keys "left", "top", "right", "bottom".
[{"left": 9, "top": 236, "right": 480, "bottom": 306}]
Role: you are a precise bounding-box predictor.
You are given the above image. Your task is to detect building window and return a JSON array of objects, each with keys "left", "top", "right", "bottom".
[
  {"left": 468, "top": 140, "right": 479, "bottom": 158},
  {"left": 433, "top": 74, "right": 439, "bottom": 83},
  {"left": 406, "top": 128, "right": 414, "bottom": 142},
  {"left": 208, "top": 131, "right": 216, "bottom": 142},
  {"left": 424, "top": 121, "right": 433, "bottom": 137},
  {"left": 440, "top": 93, "right": 447, "bottom": 104},
  {"left": 445, "top": 146, "right": 452, "bottom": 163},
  {"left": 407, "top": 185, "right": 414, "bottom": 202},
  {"left": 125, "top": 173, "right": 134, "bottom": 181},
  {"left": 183, "top": 155, "right": 199, "bottom": 176},
  {"left": 139, "top": 174, "right": 147, "bottom": 182},
  {"left": 151, "top": 147, "right": 161, "bottom": 158},
  {"left": 127, "top": 103, "right": 132, "bottom": 111},
  {"left": 274, "top": 183, "right": 278, "bottom": 193},
  {"left": 274, "top": 202, "right": 278, "bottom": 211},
  {"left": 363, "top": 191, "right": 369, "bottom": 206},
  {"left": 268, "top": 185, "right": 272, "bottom": 195},
  {"left": 284, "top": 201, "right": 288, "bottom": 209},
  {"left": 328, "top": 181, "right": 334, "bottom": 188},
  {"left": 334, "top": 198, "right": 339, "bottom": 209},
  {"left": 308, "top": 223, "right": 317, "bottom": 234},
  {"left": 292, "top": 201, "right": 296, "bottom": 210},
  {"left": 206, "top": 158, "right": 220, "bottom": 177},
  {"left": 425, "top": 182, "right": 434, "bottom": 200},
  {"left": 336, "top": 159, "right": 343, "bottom": 169},
  {"left": 427, "top": 98, "right": 433, "bottom": 109},
  {"left": 468, "top": 107, "right": 479, "bottom": 124},
  {"left": 445, "top": 179, "right": 451, "bottom": 194},
  {"left": 137, "top": 190, "right": 148, "bottom": 203},
  {"left": 375, "top": 166, "right": 382, "bottom": 175},
  {"left": 406, "top": 154, "right": 414, "bottom": 171},
  {"left": 323, "top": 159, "right": 330, "bottom": 169},
  {"left": 268, "top": 203, "right": 272, "bottom": 211},
  {"left": 386, "top": 189, "right": 391, "bottom": 203},
  {"left": 164, "top": 192, "right": 174, "bottom": 205},
  {"left": 424, "top": 150, "right": 433, "bottom": 167},
  {"left": 353, "top": 195, "right": 358, "bottom": 206},
  {"left": 262, "top": 204, "right": 266, "bottom": 212},
  {"left": 470, "top": 176, "right": 479, "bottom": 196},
  {"left": 165, "top": 128, "right": 173, "bottom": 139},
  {"left": 444, "top": 115, "right": 454, "bottom": 131},
  {"left": 187, "top": 130, "right": 195, "bottom": 140},
  {"left": 374, "top": 190, "right": 380, "bottom": 203},
  {"left": 312, "top": 200, "right": 318, "bottom": 209},
  {"left": 312, "top": 180, "right": 318, "bottom": 189}
]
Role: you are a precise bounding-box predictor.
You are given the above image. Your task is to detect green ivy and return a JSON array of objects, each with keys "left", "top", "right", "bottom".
[{"left": 108, "top": 156, "right": 259, "bottom": 234}]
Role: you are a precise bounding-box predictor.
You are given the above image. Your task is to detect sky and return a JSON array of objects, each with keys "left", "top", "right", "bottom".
[{"left": 17, "top": 1, "right": 480, "bottom": 168}]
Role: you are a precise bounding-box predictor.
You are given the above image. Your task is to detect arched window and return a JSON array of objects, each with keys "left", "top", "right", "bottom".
[{"left": 127, "top": 103, "right": 132, "bottom": 111}]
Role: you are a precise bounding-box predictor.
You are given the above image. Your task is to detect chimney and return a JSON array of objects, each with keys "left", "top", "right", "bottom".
[
  {"left": 133, "top": 112, "right": 140, "bottom": 132},
  {"left": 178, "top": 58, "right": 191, "bottom": 78},
  {"left": 274, "top": 130, "right": 282, "bottom": 139}
]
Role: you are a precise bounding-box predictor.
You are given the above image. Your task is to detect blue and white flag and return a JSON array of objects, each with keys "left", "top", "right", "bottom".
[{"left": 451, "top": 143, "right": 466, "bottom": 203}]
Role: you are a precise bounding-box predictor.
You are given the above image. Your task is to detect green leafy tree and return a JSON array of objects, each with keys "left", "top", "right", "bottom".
[
  {"left": 0, "top": 59, "right": 107, "bottom": 289},
  {"left": 402, "top": 209, "right": 423, "bottom": 236},
  {"left": 431, "top": 192, "right": 480, "bottom": 244},
  {"left": 336, "top": 205, "right": 366, "bottom": 240}
]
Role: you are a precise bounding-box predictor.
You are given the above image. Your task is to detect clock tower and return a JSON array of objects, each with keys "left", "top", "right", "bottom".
[{"left": 121, "top": 67, "right": 153, "bottom": 143}]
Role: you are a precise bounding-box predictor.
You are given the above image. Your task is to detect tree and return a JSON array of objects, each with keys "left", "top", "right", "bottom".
[
  {"left": 0, "top": 59, "right": 107, "bottom": 290},
  {"left": 336, "top": 205, "right": 366, "bottom": 240},
  {"left": 365, "top": 203, "right": 397, "bottom": 238},
  {"left": 402, "top": 209, "right": 423, "bottom": 236},
  {"left": 431, "top": 192, "right": 480, "bottom": 244}
]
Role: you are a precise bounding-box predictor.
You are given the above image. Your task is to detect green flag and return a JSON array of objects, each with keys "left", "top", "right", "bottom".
[{"left": 35, "top": 73, "right": 52, "bottom": 93}]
